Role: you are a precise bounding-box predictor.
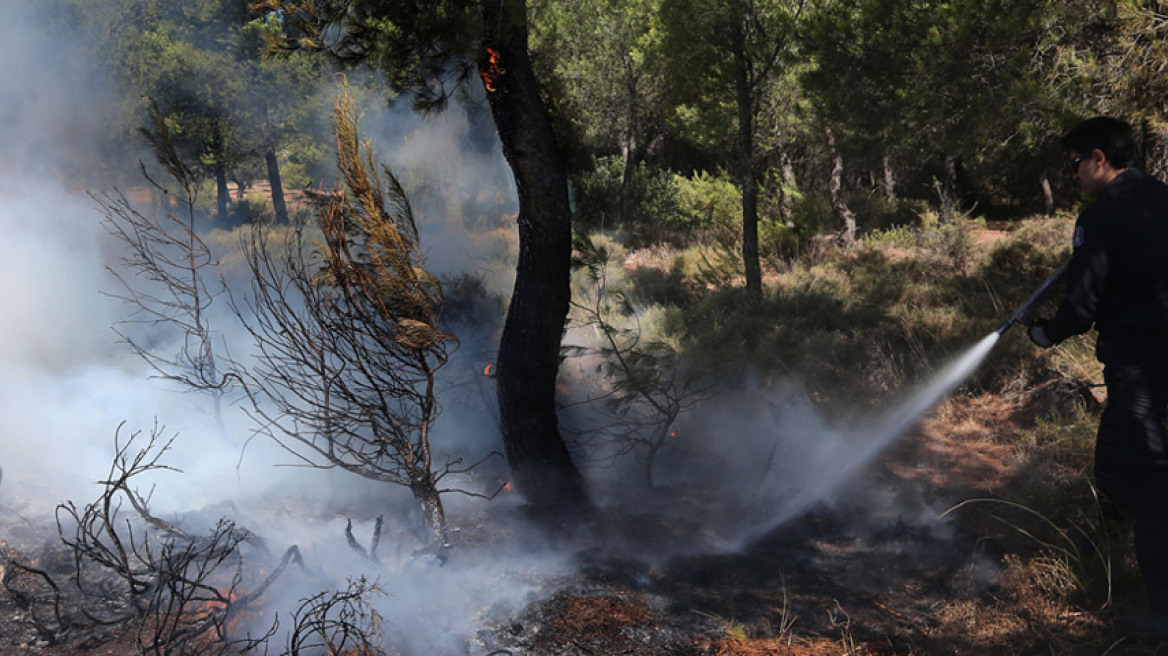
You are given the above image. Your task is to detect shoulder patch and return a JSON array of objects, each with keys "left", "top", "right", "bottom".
[{"left": 1073, "top": 226, "right": 1085, "bottom": 248}]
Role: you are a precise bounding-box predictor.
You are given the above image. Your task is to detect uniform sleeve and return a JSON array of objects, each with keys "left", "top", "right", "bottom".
[{"left": 1045, "top": 211, "right": 1108, "bottom": 343}]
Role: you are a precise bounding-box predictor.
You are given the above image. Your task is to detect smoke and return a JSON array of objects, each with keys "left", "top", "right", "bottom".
[
  {"left": 0, "top": 1, "right": 1003, "bottom": 651},
  {"left": 0, "top": 3, "right": 557, "bottom": 652},
  {"left": 0, "top": 0, "right": 123, "bottom": 185}
]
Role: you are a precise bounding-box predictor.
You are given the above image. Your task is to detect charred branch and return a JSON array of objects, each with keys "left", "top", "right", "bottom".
[
  {"left": 98, "top": 101, "right": 241, "bottom": 437},
  {"left": 344, "top": 517, "right": 382, "bottom": 564},
  {"left": 566, "top": 236, "right": 718, "bottom": 487},
  {"left": 235, "top": 84, "right": 475, "bottom": 550},
  {"left": 50, "top": 423, "right": 295, "bottom": 655},
  {"left": 1, "top": 552, "right": 67, "bottom": 645},
  {"left": 285, "top": 576, "right": 387, "bottom": 656}
]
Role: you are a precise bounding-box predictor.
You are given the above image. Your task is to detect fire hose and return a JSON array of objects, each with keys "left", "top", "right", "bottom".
[{"left": 994, "top": 261, "right": 1070, "bottom": 336}]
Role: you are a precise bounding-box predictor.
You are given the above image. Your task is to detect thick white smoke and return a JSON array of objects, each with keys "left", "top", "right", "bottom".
[
  {"left": 0, "top": 3, "right": 561, "bottom": 652},
  {"left": 0, "top": 1, "right": 996, "bottom": 651}
]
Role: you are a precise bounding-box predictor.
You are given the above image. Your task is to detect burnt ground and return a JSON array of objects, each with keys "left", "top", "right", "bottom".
[
  {"left": 472, "top": 385, "right": 1165, "bottom": 656},
  {"left": 3, "top": 386, "right": 1167, "bottom": 655}
]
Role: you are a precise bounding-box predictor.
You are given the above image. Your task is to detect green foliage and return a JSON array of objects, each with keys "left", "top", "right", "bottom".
[
  {"left": 567, "top": 232, "right": 714, "bottom": 485},
  {"left": 674, "top": 170, "right": 742, "bottom": 234},
  {"left": 572, "top": 156, "right": 681, "bottom": 246},
  {"left": 239, "top": 192, "right": 277, "bottom": 224},
  {"left": 530, "top": 0, "right": 668, "bottom": 164}
]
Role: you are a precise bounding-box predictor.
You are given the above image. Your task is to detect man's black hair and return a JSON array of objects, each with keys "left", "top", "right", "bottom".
[{"left": 1061, "top": 116, "right": 1137, "bottom": 169}]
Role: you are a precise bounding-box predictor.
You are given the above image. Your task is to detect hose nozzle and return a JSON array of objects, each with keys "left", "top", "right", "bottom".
[{"left": 995, "top": 262, "right": 1069, "bottom": 336}]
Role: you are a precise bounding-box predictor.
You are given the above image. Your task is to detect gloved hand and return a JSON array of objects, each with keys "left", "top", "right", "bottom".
[{"left": 1028, "top": 319, "right": 1055, "bottom": 348}]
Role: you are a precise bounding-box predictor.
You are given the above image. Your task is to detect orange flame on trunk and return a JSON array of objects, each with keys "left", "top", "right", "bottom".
[{"left": 480, "top": 47, "right": 504, "bottom": 92}]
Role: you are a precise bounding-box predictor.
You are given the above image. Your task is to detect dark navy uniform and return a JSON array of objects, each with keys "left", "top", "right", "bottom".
[{"left": 1045, "top": 168, "right": 1168, "bottom": 613}]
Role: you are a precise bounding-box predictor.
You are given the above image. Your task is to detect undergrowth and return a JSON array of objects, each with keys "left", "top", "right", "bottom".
[{"left": 585, "top": 210, "right": 1144, "bottom": 653}]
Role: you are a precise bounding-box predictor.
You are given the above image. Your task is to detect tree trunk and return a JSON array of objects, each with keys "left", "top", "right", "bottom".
[
  {"left": 618, "top": 136, "right": 636, "bottom": 228},
  {"left": 411, "top": 477, "right": 449, "bottom": 555},
  {"left": 882, "top": 155, "right": 896, "bottom": 202},
  {"left": 262, "top": 104, "right": 290, "bottom": 225},
  {"left": 735, "top": 51, "right": 761, "bottom": 298},
  {"left": 825, "top": 126, "right": 856, "bottom": 247},
  {"left": 617, "top": 53, "right": 641, "bottom": 230},
  {"left": 210, "top": 118, "right": 230, "bottom": 221},
  {"left": 778, "top": 148, "right": 796, "bottom": 227},
  {"left": 215, "top": 163, "right": 229, "bottom": 220},
  {"left": 480, "top": 0, "right": 591, "bottom": 526},
  {"left": 1040, "top": 172, "right": 1054, "bottom": 216}
]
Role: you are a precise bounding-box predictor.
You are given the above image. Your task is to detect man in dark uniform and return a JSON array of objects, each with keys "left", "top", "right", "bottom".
[{"left": 1029, "top": 116, "right": 1168, "bottom": 634}]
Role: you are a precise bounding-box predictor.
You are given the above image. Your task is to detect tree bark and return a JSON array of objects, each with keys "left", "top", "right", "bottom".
[
  {"left": 735, "top": 48, "right": 761, "bottom": 298},
  {"left": 212, "top": 119, "right": 230, "bottom": 221},
  {"left": 261, "top": 106, "right": 290, "bottom": 224},
  {"left": 882, "top": 155, "right": 896, "bottom": 203},
  {"left": 480, "top": 0, "right": 591, "bottom": 525},
  {"left": 825, "top": 126, "right": 856, "bottom": 247},
  {"left": 778, "top": 148, "right": 796, "bottom": 226},
  {"left": 1040, "top": 172, "right": 1054, "bottom": 216}
]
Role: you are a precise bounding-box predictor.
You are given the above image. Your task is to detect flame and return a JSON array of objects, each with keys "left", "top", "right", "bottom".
[
  {"left": 500, "top": 479, "right": 513, "bottom": 492},
  {"left": 483, "top": 363, "right": 495, "bottom": 377},
  {"left": 480, "top": 47, "right": 504, "bottom": 92}
]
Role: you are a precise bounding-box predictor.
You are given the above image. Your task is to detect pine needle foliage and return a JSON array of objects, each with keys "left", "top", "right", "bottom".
[
  {"left": 315, "top": 81, "right": 451, "bottom": 355},
  {"left": 241, "top": 82, "right": 463, "bottom": 550}
]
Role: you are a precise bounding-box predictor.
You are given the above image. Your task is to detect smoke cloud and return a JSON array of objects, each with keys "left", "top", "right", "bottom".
[
  {"left": 0, "top": 0, "right": 993, "bottom": 651},
  {"left": 0, "top": 3, "right": 556, "bottom": 651}
]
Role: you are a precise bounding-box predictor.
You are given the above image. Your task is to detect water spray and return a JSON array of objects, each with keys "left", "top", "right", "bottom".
[
  {"left": 732, "top": 262, "right": 1072, "bottom": 548},
  {"left": 994, "top": 262, "right": 1069, "bottom": 336}
]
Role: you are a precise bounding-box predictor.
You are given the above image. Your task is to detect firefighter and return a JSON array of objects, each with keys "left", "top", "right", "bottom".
[{"left": 1029, "top": 116, "right": 1168, "bottom": 635}]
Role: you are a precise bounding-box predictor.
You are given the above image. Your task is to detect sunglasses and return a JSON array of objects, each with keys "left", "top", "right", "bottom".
[{"left": 1069, "top": 155, "right": 1087, "bottom": 172}]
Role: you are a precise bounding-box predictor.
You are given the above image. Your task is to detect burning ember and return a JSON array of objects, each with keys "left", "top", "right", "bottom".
[
  {"left": 483, "top": 363, "right": 495, "bottom": 377},
  {"left": 480, "top": 47, "right": 505, "bottom": 92}
]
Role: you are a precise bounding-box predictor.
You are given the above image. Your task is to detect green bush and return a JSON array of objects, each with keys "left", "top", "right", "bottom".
[
  {"left": 571, "top": 156, "right": 680, "bottom": 247},
  {"left": 674, "top": 169, "right": 741, "bottom": 236},
  {"left": 236, "top": 192, "right": 276, "bottom": 224},
  {"left": 852, "top": 194, "right": 929, "bottom": 235}
]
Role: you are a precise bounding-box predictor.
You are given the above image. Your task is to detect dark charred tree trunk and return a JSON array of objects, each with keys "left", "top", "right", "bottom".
[
  {"left": 480, "top": 0, "right": 591, "bottom": 525},
  {"left": 825, "top": 126, "right": 856, "bottom": 247},
  {"left": 261, "top": 103, "right": 290, "bottom": 224}
]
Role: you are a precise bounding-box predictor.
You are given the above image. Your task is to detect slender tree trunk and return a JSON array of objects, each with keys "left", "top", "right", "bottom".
[
  {"left": 617, "top": 53, "right": 640, "bottom": 229},
  {"left": 939, "top": 154, "right": 960, "bottom": 222},
  {"left": 262, "top": 103, "right": 290, "bottom": 224},
  {"left": 231, "top": 176, "right": 249, "bottom": 202},
  {"left": 1040, "top": 173, "right": 1054, "bottom": 216},
  {"left": 411, "top": 478, "right": 449, "bottom": 554},
  {"left": 735, "top": 54, "right": 761, "bottom": 298},
  {"left": 480, "top": 0, "right": 591, "bottom": 526},
  {"left": 825, "top": 126, "right": 856, "bottom": 247},
  {"left": 882, "top": 155, "right": 896, "bottom": 202},
  {"left": 215, "top": 164, "right": 229, "bottom": 220},
  {"left": 778, "top": 148, "right": 796, "bottom": 227},
  {"left": 211, "top": 119, "right": 230, "bottom": 221},
  {"left": 618, "top": 136, "right": 636, "bottom": 227}
]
